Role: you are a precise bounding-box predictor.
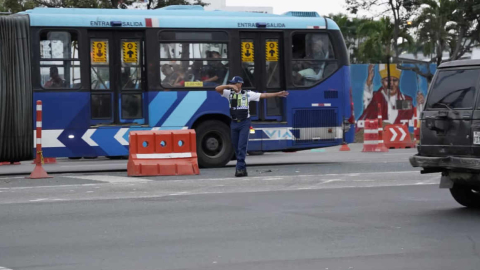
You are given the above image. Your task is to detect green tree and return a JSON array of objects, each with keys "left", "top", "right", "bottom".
[
  {"left": 2, "top": 0, "right": 209, "bottom": 12},
  {"left": 346, "top": 0, "right": 419, "bottom": 62},
  {"left": 398, "top": 0, "right": 480, "bottom": 84},
  {"left": 146, "top": 0, "right": 209, "bottom": 9},
  {"left": 412, "top": 0, "right": 457, "bottom": 66},
  {"left": 328, "top": 14, "right": 373, "bottom": 63},
  {"left": 357, "top": 17, "right": 413, "bottom": 63},
  {"left": 2, "top": 0, "right": 38, "bottom": 13},
  {"left": 447, "top": 0, "right": 480, "bottom": 60}
]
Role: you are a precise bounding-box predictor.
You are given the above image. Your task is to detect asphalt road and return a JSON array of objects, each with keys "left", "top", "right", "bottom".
[{"left": 0, "top": 146, "right": 479, "bottom": 270}]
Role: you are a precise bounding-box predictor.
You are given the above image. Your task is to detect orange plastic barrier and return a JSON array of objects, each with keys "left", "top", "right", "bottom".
[
  {"left": 127, "top": 130, "right": 200, "bottom": 177},
  {"left": 384, "top": 124, "right": 416, "bottom": 149}
]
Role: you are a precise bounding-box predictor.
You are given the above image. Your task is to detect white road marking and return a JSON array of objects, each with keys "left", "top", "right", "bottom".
[
  {"left": 0, "top": 266, "right": 14, "bottom": 270},
  {"left": 323, "top": 171, "right": 420, "bottom": 177},
  {"left": 29, "top": 198, "right": 65, "bottom": 202},
  {"left": 66, "top": 175, "right": 152, "bottom": 184},
  {"left": 320, "top": 179, "right": 341, "bottom": 184},
  {"left": 0, "top": 184, "right": 99, "bottom": 190},
  {"left": 169, "top": 192, "right": 191, "bottom": 196},
  {"left": 2, "top": 181, "right": 439, "bottom": 205},
  {"left": 263, "top": 177, "right": 284, "bottom": 181},
  {"left": 61, "top": 163, "right": 125, "bottom": 168},
  {"left": 0, "top": 176, "right": 26, "bottom": 180},
  {"left": 29, "top": 198, "right": 49, "bottom": 202}
]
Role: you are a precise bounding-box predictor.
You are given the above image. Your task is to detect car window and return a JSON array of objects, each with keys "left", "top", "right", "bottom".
[{"left": 426, "top": 69, "right": 480, "bottom": 110}]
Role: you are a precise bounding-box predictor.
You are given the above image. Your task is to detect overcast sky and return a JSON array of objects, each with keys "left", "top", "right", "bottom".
[{"left": 226, "top": 0, "right": 348, "bottom": 16}]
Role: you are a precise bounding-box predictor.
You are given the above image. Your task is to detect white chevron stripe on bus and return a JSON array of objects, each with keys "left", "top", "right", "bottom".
[{"left": 114, "top": 128, "right": 130, "bottom": 146}]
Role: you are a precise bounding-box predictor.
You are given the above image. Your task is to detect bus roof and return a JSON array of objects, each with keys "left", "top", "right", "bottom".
[{"left": 20, "top": 6, "right": 340, "bottom": 30}]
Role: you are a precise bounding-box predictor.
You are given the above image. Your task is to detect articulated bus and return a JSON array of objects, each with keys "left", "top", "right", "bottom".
[{"left": 0, "top": 6, "right": 354, "bottom": 167}]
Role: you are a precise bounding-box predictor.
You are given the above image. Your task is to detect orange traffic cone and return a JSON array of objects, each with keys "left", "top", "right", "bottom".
[
  {"left": 28, "top": 163, "right": 52, "bottom": 179},
  {"left": 339, "top": 142, "right": 351, "bottom": 151}
]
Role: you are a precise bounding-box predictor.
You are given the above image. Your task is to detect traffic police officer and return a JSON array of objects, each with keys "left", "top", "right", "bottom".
[{"left": 216, "top": 76, "right": 289, "bottom": 177}]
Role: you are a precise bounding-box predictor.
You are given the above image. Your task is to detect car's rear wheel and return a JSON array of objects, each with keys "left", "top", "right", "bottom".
[
  {"left": 195, "top": 120, "right": 233, "bottom": 168},
  {"left": 450, "top": 184, "right": 480, "bottom": 208}
]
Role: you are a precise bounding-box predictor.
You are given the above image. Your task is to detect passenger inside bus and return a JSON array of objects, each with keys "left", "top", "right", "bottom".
[
  {"left": 190, "top": 60, "right": 204, "bottom": 81},
  {"left": 203, "top": 49, "right": 227, "bottom": 86},
  {"left": 44, "top": 66, "right": 66, "bottom": 88},
  {"left": 292, "top": 33, "right": 337, "bottom": 86},
  {"left": 161, "top": 64, "right": 184, "bottom": 87}
]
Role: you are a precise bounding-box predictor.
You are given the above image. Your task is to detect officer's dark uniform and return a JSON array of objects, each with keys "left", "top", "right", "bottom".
[{"left": 222, "top": 76, "right": 261, "bottom": 177}]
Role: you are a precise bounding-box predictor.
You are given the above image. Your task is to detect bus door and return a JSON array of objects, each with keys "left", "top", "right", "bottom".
[
  {"left": 88, "top": 31, "right": 146, "bottom": 126},
  {"left": 239, "top": 32, "right": 286, "bottom": 122}
]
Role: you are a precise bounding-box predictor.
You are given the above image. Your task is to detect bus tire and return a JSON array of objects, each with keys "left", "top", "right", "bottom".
[
  {"left": 450, "top": 184, "right": 480, "bottom": 208},
  {"left": 195, "top": 120, "right": 233, "bottom": 168}
]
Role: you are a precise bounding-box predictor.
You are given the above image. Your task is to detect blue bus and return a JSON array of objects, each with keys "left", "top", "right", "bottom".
[{"left": 0, "top": 6, "right": 354, "bottom": 167}]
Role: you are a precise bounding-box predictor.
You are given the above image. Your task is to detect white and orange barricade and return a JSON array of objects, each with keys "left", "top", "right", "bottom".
[
  {"left": 127, "top": 130, "right": 200, "bottom": 176},
  {"left": 376, "top": 103, "right": 389, "bottom": 152},
  {"left": 362, "top": 119, "right": 379, "bottom": 152},
  {"left": 384, "top": 124, "right": 416, "bottom": 149}
]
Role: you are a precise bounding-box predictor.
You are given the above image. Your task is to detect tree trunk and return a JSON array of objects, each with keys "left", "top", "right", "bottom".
[
  {"left": 451, "top": 26, "right": 465, "bottom": 61},
  {"left": 389, "top": 0, "right": 400, "bottom": 62},
  {"left": 387, "top": 55, "right": 391, "bottom": 96},
  {"left": 110, "top": 0, "right": 119, "bottom": 8}
]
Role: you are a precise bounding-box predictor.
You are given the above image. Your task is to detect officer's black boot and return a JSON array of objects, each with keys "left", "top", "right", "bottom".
[
  {"left": 235, "top": 169, "right": 241, "bottom": 177},
  {"left": 236, "top": 169, "right": 248, "bottom": 177}
]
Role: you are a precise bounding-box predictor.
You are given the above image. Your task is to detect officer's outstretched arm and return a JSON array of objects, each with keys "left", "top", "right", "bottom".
[
  {"left": 215, "top": 85, "right": 238, "bottom": 95},
  {"left": 260, "top": 91, "right": 289, "bottom": 99}
]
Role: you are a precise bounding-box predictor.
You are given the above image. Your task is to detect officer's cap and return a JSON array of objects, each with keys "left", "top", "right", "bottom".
[{"left": 229, "top": 76, "right": 244, "bottom": 84}]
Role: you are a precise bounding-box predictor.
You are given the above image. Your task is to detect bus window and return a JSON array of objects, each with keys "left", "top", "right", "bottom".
[
  {"left": 241, "top": 39, "right": 255, "bottom": 88},
  {"left": 120, "top": 40, "right": 142, "bottom": 90},
  {"left": 291, "top": 33, "right": 337, "bottom": 87},
  {"left": 159, "top": 43, "right": 229, "bottom": 88},
  {"left": 265, "top": 38, "right": 280, "bottom": 88},
  {"left": 90, "top": 39, "right": 110, "bottom": 90},
  {"left": 40, "top": 31, "right": 81, "bottom": 89}
]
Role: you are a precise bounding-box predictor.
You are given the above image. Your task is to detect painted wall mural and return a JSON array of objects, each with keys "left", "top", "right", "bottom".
[{"left": 351, "top": 63, "right": 436, "bottom": 130}]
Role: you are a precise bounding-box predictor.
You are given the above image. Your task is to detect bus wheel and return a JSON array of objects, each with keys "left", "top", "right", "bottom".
[
  {"left": 450, "top": 184, "right": 480, "bottom": 208},
  {"left": 195, "top": 120, "right": 233, "bottom": 168}
]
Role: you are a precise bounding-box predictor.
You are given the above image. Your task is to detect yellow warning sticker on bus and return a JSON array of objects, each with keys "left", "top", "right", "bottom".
[
  {"left": 265, "top": 41, "right": 279, "bottom": 62},
  {"left": 122, "top": 41, "right": 138, "bottom": 64},
  {"left": 185, "top": 81, "right": 204, "bottom": 87},
  {"left": 241, "top": 41, "right": 254, "bottom": 62},
  {"left": 92, "top": 41, "right": 108, "bottom": 64}
]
